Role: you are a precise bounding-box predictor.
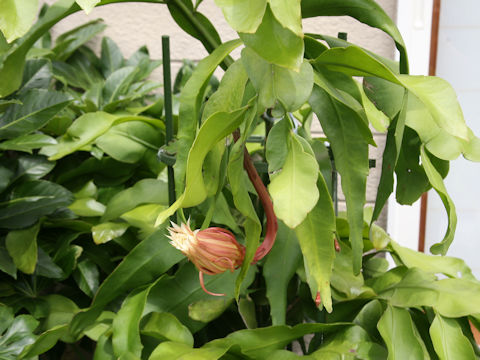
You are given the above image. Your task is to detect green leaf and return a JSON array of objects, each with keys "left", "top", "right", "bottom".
[
  {"left": 174, "top": 39, "right": 242, "bottom": 193},
  {"left": 214, "top": 0, "right": 266, "bottom": 33},
  {"left": 269, "top": 0, "right": 302, "bottom": 37},
  {"left": 265, "top": 117, "right": 289, "bottom": 173},
  {"left": 389, "top": 239, "right": 475, "bottom": 280},
  {"left": 145, "top": 262, "right": 256, "bottom": 333},
  {"left": 242, "top": 48, "right": 313, "bottom": 111},
  {"left": 310, "top": 86, "right": 368, "bottom": 274},
  {"left": 264, "top": 221, "right": 302, "bottom": 325},
  {"left": 0, "top": 0, "right": 38, "bottom": 42},
  {"left": 0, "top": 239, "right": 16, "bottom": 278},
  {"left": 141, "top": 312, "right": 193, "bottom": 346},
  {"left": 377, "top": 306, "right": 429, "bottom": 360},
  {"left": 70, "top": 227, "right": 182, "bottom": 335},
  {"left": 429, "top": 314, "right": 476, "bottom": 360},
  {"left": 301, "top": 0, "right": 408, "bottom": 73},
  {"left": 94, "top": 333, "right": 115, "bottom": 359},
  {"left": 188, "top": 298, "right": 232, "bottom": 323},
  {"left": 92, "top": 222, "right": 129, "bottom": 245},
  {"left": 295, "top": 175, "right": 336, "bottom": 312},
  {"left": 0, "top": 314, "right": 39, "bottom": 359},
  {"left": 0, "top": 180, "right": 73, "bottom": 229},
  {"left": 269, "top": 132, "right": 318, "bottom": 228},
  {"left": 53, "top": 19, "right": 106, "bottom": 61},
  {"left": 69, "top": 197, "right": 106, "bottom": 217},
  {"left": 73, "top": 259, "right": 100, "bottom": 297},
  {"left": 19, "top": 325, "right": 68, "bottom": 359},
  {"left": 102, "top": 66, "right": 138, "bottom": 105},
  {"left": 0, "top": 89, "right": 71, "bottom": 139},
  {"left": 0, "top": 133, "right": 56, "bottom": 152},
  {"left": 421, "top": 147, "right": 457, "bottom": 255},
  {"left": 102, "top": 179, "right": 168, "bottom": 222},
  {"left": 41, "top": 112, "right": 118, "bottom": 160},
  {"left": 113, "top": 283, "right": 158, "bottom": 358},
  {"left": 21, "top": 59, "right": 53, "bottom": 92},
  {"left": 95, "top": 121, "right": 161, "bottom": 164},
  {"left": 240, "top": 5, "right": 303, "bottom": 70},
  {"left": 149, "top": 341, "right": 228, "bottom": 360},
  {"left": 5, "top": 222, "right": 39, "bottom": 274},
  {"left": 75, "top": 0, "right": 101, "bottom": 14},
  {"left": 36, "top": 247, "right": 64, "bottom": 279},
  {"left": 371, "top": 92, "right": 407, "bottom": 222},
  {"left": 156, "top": 107, "right": 248, "bottom": 225},
  {"left": 100, "top": 36, "right": 124, "bottom": 77},
  {"left": 379, "top": 268, "right": 480, "bottom": 318}
]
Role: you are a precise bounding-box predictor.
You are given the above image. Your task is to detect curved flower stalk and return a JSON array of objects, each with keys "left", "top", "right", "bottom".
[{"left": 168, "top": 221, "right": 245, "bottom": 296}]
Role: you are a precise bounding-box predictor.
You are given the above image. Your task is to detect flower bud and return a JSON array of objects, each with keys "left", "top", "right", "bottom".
[{"left": 167, "top": 221, "right": 245, "bottom": 296}]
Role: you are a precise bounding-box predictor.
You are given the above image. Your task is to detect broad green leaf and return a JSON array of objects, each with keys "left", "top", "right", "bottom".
[
  {"left": 353, "top": 300, "right": 384, "bottom": 339},
  {"left": 0, "top": 315, "right": 39, "bottom": 359},
  {"left": 145, "top": 262, "right": 256, "bottom": 333},
  {"left": 69, "top": 227, "right": 182, "bottom": 335},
  {"left": 69, "top": 198, "right": 106, "bottom": 217},
  {"left": 155, "top": 107, "right": 248, "bottom": 225},
  {"left": 95, "top": 121, "right": 161, "bottom": 164},
  {"left": 224, "top": 322, "right": 351, "bottom": 359},
  {"left": 310, "top": 86, "right": 368, "bottom": 274},
  {"left": 0, "top": 0, "right": 38, "bottom": 42},
  {"left": 174, "top": 39, "right": 242, "bottom": 193},
  {"left": 269, "top": 0, "right": 302, "bottom": 37},
  {"left": 240, "top": 5, "right": 303, "bottom": 71},
  {"left": 102, "top": 179, "right": 168, "bottom": 222},
  {"left": 379, "top": 268, "right": 480, "bottom": 318},
  {"left": 357, "top": 82, "right": 389, "bottom": 132},
  {"left": 265, "top": 117, "right": 289, "bottom": 172},
  {"left": 0, "top": 304, "right": 14, "bottom": 333},
  {"left": 100, "top": 36, "right": 124, "bottom": 77},
  {"left": 0, "top": 0, "right": 76, "bottom": 97},
  {"left": 5, "top": 222, "right": 39, "bottom": 274},
  {"left": 242, "top": 48, "right": 313, "bottom": 111},
  {"left": 269, "top": 133, "right": 318, "bottom": 228},
  {"left": 149, "top": 341, "right": 229, "bottom": 360},
  {"left": 214, "top": 0, "right": 266, "bottom": 33},
  {"left": 429, "top": 314, "right": 476, "bottom": 360},
  {"left": 295, "top": 176, "right": 335, "bottom": 312},
  {"left": 0, "top": 239, "right": 16, "bottom": 278},
  {"left": 42, "top": 294, "right": 79, "bottom": 330},
  {"left": 19, "top": 325, "right": 68, "bottom": 359},
  {"left": 301, "top": 0, "right": 408, "bottom": 73},
  {"left": 76, "top": 0, "right": 100, "bottom": 14},
  {"left": 15, "top": 154, "right": 56, "bottom": 180},
  {"left": 121, "top": 204, "right": 165, "bottom": 236},
  {"left": 421, "top": 147, "right": 457, "bottom": 255},
  {"left": 102, "top": 66, "right": 138, "bottom": 105},
  {"left": 21, "top": 59, "right": 53, "bottom": 92},
  {"left": 141, "top": 312, "right": 193, "bottom": 346},
  {"left": 41, "top": 112, "right": 118, "bottom": 160},
  {"left": 36, "top": 247, "right": 64, "bottom": 278},
  {"left": 92, "top": 222, "right": 129, "bottom": 244},
  {"left": 264, "top": 221, "right": 302, "bottom": 325},
  {"left": 238, "top": 296, "right": 257, "bottom": 329},
  {"left": 0, "top": 133, "right": 56, "bottom": 152},
  {"left": 0, "top": 180, "right": 73, "bottom": 229},
  {"left": 0, "top": 89, "right": 71, "bottom": 139},
  {"left": 53, "top": 19, "right": 106, "bottom": 61},
  {"left": 113, "top": 283, "right": 157, "bottom": 358},
  {"left": 94, "top": 333, "right": 115, "bottom": 360},
  {"left": 372, "top": 92, "right": 407, "bottom": 222},
  {"left": 377, "top": 306, "right": 429, "bottom": 360},
  {"left": 389, "top": 239, "right": 475, "bottom": 280},
  {"left": 52, "top": 54, "right": 103, "bottom": 90},
  {"left": 188, "top": 298, "right": 232, "bottom": 323},
  {"left": 74, "top": 259, "right": 100, "bottom": 297}
]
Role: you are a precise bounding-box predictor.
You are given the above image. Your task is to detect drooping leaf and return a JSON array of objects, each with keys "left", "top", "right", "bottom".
[
  {"left": 214, "top": 0, "right": 266, "bottom": 33},
  {"left": 174, "top": 39, "right": 242, "bottom": 193},
  {"left": 0, "top": 0, "right": 38, "bottom": 42},
  {"left": 242, "top": 48, "right": 313, "bottom": 111},
  {"left": 295, "top": 176, "right": 336, "bottom": 312},
  {"left": 5, "top": 222, "right": 39, "bottom": 274},
  {"left": 0, "top": 133, "right": 56, "bottom": 153},
  {"left": 264, "top": 221, "right": 302, "bottom": 325},
  {"left": 0, "top": 180, "right": 73, "bottom": 229},
  {"left": 141, "top": 312, "right": 193, "bottom": 346},
  {"left": 240, "top": 5, "right": 303, "bottom": 71},
  {"left": 421, "top": 147, "right": 457, "bottom": 255},
  {"left": 429, "top": 314, "right": 476, "bottom": 360},
  {"left": 0, "top": 89, "right": 71, "bottom": 139},
  {"left": 377, "top": 305, "right": 429, "bottom": 360},
  {"left": 301, "top": 0, "right": 408, "bottom": 73},
  {"left": 310, "top": 85, "right": 368, "bottom": 274}
]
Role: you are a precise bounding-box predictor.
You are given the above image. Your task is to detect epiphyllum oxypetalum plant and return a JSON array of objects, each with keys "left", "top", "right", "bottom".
[{"left": 169, "top": 137, "right": 279, "bottom": 296}]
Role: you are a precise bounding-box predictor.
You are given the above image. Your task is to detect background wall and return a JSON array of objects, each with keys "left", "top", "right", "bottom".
[{"left": 43, "top": 0, "right": 399, "bottom": 227}]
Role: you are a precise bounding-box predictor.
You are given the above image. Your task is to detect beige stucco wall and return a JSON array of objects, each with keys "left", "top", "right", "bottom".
[{"left": 44, "top": 0, "right": 397, "bottom": 226}]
